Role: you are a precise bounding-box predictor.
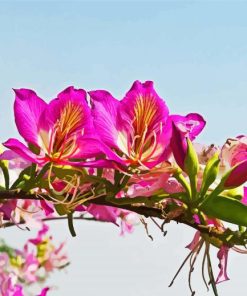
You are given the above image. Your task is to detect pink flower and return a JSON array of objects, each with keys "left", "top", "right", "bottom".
[
  {"left": 3, "top": 87, "right": 106, "bottom": 167},
  {"left": 89, "top": 81, "right": 171, "bottom": 169}
]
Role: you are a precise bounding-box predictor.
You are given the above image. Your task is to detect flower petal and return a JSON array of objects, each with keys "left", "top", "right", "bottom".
[
  {"left": 170, "top": 113, "right": 206, "bottom": 140},
  {"left": 216, "top": 246, "right": 230, "bottom": 284},
  {"left": 2, "top": 138, "right": 39, "bottom": 163},
  {"left": 14, "top": 89, "right": 47, "bottom": 145},
  {"left": 89, "top": 90, "right": 120, "bottom": 148},
  {"left": 224, "top": 160, "right": 247, "bottom": 188}
]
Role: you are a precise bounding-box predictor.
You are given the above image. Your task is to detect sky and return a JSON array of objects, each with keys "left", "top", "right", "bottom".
[{"left": 0, "top": 1, "right": 247, "bottom": 295}]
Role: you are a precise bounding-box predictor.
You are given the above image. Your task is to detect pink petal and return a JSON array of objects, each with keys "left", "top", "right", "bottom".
[
  {"left": 0, "top": 150, "right": 31, "bottom": 169},
  {"left": 14, "top": 88, "right": 47, "bottom": 145},
  {"left": 224, "top": 160, "right": 247, "bottom": 188},
  {"left": 37, "top": 287, "right": 50, "bottom": 296},
  {"left": 242, "top": 187, "right": 247, "bottom": 205},
  {"left": 87, "top": 204, "right": 119, "bottom": 224},
  {"left": 186, "top": 231, "right": 201, "bottom": 250},
  {"left": 3, "top": 138, "right": 39, "bottom": 163},
  {"left": 170, "top": 113, "right": 206, "bottom": 140},
  {"left": 170, "top": 122, "right": 187, "bottom": 170},
  {"left": 89, "top": 90, "right": 120, "bottom": 148},
  {"left": 216, "top": 246, "right": 230, "bottom": 284}
]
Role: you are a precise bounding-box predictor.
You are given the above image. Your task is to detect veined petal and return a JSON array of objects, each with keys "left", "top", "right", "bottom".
[
  {"left": 119, "top": 80, "right": 169, "bottom": 166},
  {"left": 38, "top": 86, "right": 93, "bottom": 161},
  {"left": 3, "top": 138, "right": 40, "bottom": 164},
  {"left": 14, "top": 89, "right": 47, "bottom": 145},
  {"left": 120, "top": 80, "right": 169, "bottom": 135},
  {"left": 89, "top": 90, "right": 120, "bottom": 148}
]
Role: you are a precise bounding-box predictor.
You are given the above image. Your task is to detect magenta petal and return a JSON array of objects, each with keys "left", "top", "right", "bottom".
[
  {"left": 87, "top": 204, "right": 119, "bottom": 224},
  {"left": 186, "top": 231, "right": 201, "bottom": 250},
  {"left": 14, "top": 88, "right": 47, "bottom": 145},
  {"left": 89, "top": 90, "right": 120, "bottom": 148},
  {"left": 216, "top": 246, "right": 230, "bottom": 284},
  {"left": 38, "top": 86, "right": 91, "bottom": 134},
  {"left": 13, "top": 285, "right": 24, "bottom": 296},
  {"left": 120, "top": 80, "right": 169, "bottom": 141},
  {"left": 0, "top": 150, "right": 31, "bottom": 169},
  {"left": 171, "top": 122, "right": 187, "bottom": 170},
  {"left": 37, "top": 287, "right": 50, "bottom": 296},
  {"left": 242, "top": 187, "right": 247, "bottom": 205},
  {"left": 3, "top": 138, "right": 39, "bottom": 163},
  {"left": 224, "top": 160, "right": 247, "bottom": 188},
  {"left": 170, "top": 113, "right": 206, "bottom": 140},
  {"left": 40, "top": 200, "right": 54, "bottom": 216}
]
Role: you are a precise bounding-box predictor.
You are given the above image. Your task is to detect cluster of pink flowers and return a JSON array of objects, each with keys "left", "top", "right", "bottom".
[
  {"left": 0, "top": 224, "right": 68, "bottom": 296},
  {"left": 0, "top": 80, "right": 246, "bottom": 295}
]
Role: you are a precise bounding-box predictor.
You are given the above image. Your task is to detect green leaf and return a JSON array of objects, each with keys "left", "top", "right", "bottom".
[
  {"left": 184, "top": 138, "right": 199, "bottom": 179},
  {"left": 52, "top": 166, "right": 85, "bottom": 180},
  {"left": 184, "top": 139, "right": 199, "bottom": 199},
  {"left": 200, "top": 195, "right": 247, "bottom": 226},
  {"left": 0, "top": 159, "right": 9, "bottom": 190},
  {"left": 199, "top": 152, "right": 220, "bottom": 199},
  {"left": 28, "top": 143, "right": 41, "bottom": 155},
  {"left": 54, "top": 204, "right": 69, "bottom": 216}
]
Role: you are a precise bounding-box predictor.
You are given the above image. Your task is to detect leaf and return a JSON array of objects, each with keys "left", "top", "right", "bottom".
[
  {"left": 54, "top": 204, "right": 69, "bottom": 216},
  {"left": 184, "top": 138, "right": 199, "bottom": 179},
  {"left": 200, "top": 195, "right": 247, "bottom": 226},
  {"left": 52, "top": 166, "right": 85, "bottom": 180},
  {"left": 200, "top": 153, "right": 220, "bottom": 199}
]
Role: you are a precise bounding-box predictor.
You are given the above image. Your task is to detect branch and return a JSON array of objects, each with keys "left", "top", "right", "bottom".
[{"left": 0, "top": 190, "right": 239, "bottom": 245}]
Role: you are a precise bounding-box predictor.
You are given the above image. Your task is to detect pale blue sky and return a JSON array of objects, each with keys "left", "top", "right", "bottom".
[{"left": 0, "top": 1, "right": 247, "bottom": 295}]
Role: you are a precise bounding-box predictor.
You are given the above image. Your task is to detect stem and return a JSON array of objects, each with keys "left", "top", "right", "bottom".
[
  {"left": 174, "top": 173, "right": 191, "bottom": 202},
  {"left": 67, "top": 213, "right": 76, "bottom": 237}
]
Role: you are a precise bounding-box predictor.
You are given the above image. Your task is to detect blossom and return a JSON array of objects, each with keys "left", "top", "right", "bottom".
[
  {"left": 89, "top": 81, "right": 171, "bottom": 170},
  {"left": 0, "top": 224, "right": 68, "bottom": 295},
  {"left": 3, "top": 87, "right": 105, "bottom": 167}
]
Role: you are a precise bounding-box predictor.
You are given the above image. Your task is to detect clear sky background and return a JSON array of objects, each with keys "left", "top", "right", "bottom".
[{"left": 0, "top": 1, "right": 247, "bottom": 295}]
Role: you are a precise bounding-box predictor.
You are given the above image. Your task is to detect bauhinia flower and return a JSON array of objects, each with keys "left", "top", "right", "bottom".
[
  {"left": 89, "top": 81, "right": 205, "bottom": 171},
  {"left": 89, "top": 81, "right": 170, "bottom": 170},
  {"left": 2, "top": 87, "right": 105, "bottom": 166}
]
